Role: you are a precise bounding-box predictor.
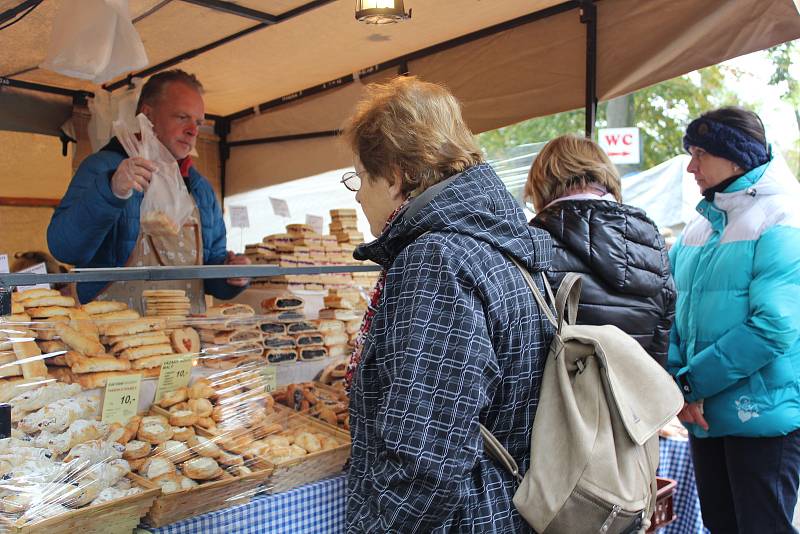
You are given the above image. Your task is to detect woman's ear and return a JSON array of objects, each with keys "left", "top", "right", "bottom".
[{"left": 388, "top": 168, "right": 405, "bottom": 201}]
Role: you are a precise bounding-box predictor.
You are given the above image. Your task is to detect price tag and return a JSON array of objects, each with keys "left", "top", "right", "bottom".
[
  {"left": 261, "top": 366, "right": 277, "bottom": 393},
  {"left": 0, "top": 254, "right": 8, "bottom": 274},
  {"left": 154, "top": 355, "right": 194, "bottom": 403},
  {"left": 305, "top": 214, "right": 324, "bottom": 235},
  {"left": 16, "top": 262, "right": 49, "bottom": 292},
  {"left": 102, "top": 373, "right": 142, "bottom": 425},
  {"left": 229, "top": 205, "right": 250, "bottom": 228},
  {"left": 269, "top": 197, "right": 291, "bottom": 218}
]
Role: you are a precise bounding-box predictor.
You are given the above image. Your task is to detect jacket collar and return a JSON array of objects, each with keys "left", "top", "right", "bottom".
[{"left": 694, "top": 159, "right": 771, "bottom": 231}]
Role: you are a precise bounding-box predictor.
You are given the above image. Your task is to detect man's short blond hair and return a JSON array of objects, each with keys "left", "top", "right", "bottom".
[
  {"left": 342, "top": 76, "right": 483, "bottom": 197},
  {"left": 525, "top": 134, "right": 622, "bottom": 211}
]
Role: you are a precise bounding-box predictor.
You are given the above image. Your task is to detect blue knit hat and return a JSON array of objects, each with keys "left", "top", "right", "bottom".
[{"left": 683, "top": 117, "right": 770, "bottom": 171}]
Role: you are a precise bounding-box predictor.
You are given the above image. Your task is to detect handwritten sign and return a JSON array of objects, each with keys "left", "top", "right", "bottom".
[
  {"left": 261, "top": 366, "right": 277, "bottom": 393},
  {"left": 229, "top": 205, "right": 250, "bottom": 229},
  {"left": 269, "top": 197, "right": 291, "bottom": 218},
  {"left": 305, "top": 214, "right": 324, "bottom": 235},
  {"left": 154, "top": 355, "right": 194, "bottom": 403},
  {"left": 0, "top": 254, "right": 8, "bottom": 274},
  {"left": 16, "top": 262, "right": 49, "bottom": 292},
  {"left": 102, "top": 373, "right": 142, "bottom": 424}
]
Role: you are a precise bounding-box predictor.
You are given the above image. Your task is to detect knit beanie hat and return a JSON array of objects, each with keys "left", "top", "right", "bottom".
[{"left": 683, "top": 117, "right": 770, "bottom": 171}]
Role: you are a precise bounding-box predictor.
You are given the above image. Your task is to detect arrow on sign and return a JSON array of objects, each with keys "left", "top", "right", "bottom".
[{"left": 607, "top": 151, "right": 631, "bottom": 157}]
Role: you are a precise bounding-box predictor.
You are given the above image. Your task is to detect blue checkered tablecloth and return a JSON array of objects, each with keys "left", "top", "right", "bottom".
[
  {"left": 658, "top": 437, "right": 708, "bottom": 534},
  {"left": 143, "top": 475, "right": 347, "bottom": 534}
]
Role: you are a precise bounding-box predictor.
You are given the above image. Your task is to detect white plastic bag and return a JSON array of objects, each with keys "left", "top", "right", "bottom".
[
  {"left": 112, "top": 114, "right": 194, "bottom": 236},
  {"left": 40, "top": 0, "right": 148, "bottom": 84}
]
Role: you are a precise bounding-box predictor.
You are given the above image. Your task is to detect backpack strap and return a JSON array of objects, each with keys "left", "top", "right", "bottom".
[
  {"left": 506, "top": 256, "right": 558, "bottom": 329},
  {"left": 480, "top": 424, "right": 523, "bottom": 484},
  {"left": 554, "top": 273, "right": 582, "bottom": 333}
]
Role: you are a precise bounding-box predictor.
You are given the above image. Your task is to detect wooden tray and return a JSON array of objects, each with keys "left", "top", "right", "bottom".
[
  {"left": 143, "top": 406, "right": 274, "bottom": 527},
  {"left": 0, "top": 473, "right": 159, "bottom": 534},
  {"left": 262, "top": 405, "right": 351, "bottom": 494},
  {"left": 143, "top": 457, "right": 272, "bottom": 527}
]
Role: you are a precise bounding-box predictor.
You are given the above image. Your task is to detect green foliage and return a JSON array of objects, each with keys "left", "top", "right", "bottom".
[{"left": 766, "top": 42, "right": 800, "bottom": 176}]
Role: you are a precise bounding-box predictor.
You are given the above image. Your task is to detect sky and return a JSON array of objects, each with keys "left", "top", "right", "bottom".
[{"left": 721, "top": 48, "right": 799, "bottom": 148}]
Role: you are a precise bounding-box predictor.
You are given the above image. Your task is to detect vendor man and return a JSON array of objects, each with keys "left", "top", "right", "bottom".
[{"left": 47, "top": 69, "right": 249, "bottom": 311}]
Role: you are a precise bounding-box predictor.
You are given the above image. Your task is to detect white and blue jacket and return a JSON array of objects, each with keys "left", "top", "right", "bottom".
[{"left": 668, "top": 156, "right": 800, "bottom": 438}]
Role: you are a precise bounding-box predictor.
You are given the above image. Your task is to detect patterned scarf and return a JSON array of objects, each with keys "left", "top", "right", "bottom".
[{"left": 345, "top": 199, "right": 411, "bottom": 391}]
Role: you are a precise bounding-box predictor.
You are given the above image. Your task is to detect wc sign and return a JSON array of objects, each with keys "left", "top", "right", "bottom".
[{"left": 598, "top": 127, "right": 641, "bottom": 165}]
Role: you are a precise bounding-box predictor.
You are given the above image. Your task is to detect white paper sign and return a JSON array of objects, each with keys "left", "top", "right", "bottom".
[
  {"left": 598, "top": 127, "right": 641, "bottom": 165},
  {"left": 0, "top": 255, "right": 8, "bottom": 274},
  {"left": 229, "top": 205, "right": 250, "bottom": 228},
  {"left": 16, "top": 262, "right": 50, "bottom": 292},
  {"left": 269, "top": 197, "right": 291, "bottom": 218},
  {"left": 305, "top": 214, "right": 324, "bottom": 235}
]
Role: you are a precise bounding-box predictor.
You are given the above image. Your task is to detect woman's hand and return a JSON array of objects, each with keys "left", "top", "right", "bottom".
[{"left": 677, "top": 401, "right": 709, "bottom": 431}]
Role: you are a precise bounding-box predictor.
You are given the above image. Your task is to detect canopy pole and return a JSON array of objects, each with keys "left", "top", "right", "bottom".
[
  {"left": 215, "top": 118, "right": 230, "bottom": 209},
  {"left": 580, "top": 0, "right": 597, "bottom": 138}
]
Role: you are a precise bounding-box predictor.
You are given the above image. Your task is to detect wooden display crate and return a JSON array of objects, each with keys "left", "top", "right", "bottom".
[
  {"left": 0, "top": 473, "right": 159, "bottom": 534},
  {"left": 143, "top": 457, "right": 272, "bottom": 527},
  {"left": 262, "top": 404, "right": 351, "bottom": 494}
]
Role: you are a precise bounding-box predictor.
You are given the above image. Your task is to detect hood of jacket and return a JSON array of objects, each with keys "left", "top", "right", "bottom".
[
  {"left": 532, "top": 199, "right": 669, "bottom": 297},
  {"left": 355, "top": 163, "right": 551, "bottom": 273}
]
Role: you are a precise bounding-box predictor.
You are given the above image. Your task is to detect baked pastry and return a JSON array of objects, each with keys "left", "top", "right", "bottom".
[
  {"left": 12, "top": 340, "right": 49, "bottom": 379},
  {"left": 188, "top": 398, "right": 213, "bottom": 417},
  {"left": 314, "top": 319, "right": 346, "bottom": 334},
  {"left": 137, "top": 420, "right": 173, "bottom": 444},
  {"left": 286, "top": 322, "right": 317, "bottom": 335},
  {"left": 111, "top": 332, "right": 170, "bottom": 353},
  {"left": 171, "top": 426, "right": 195, "bottom": 441},
  {"left": 67, "top": 308, "right": 100, "bottom": 338},
  {"left": 91, "top": 486, "right": 143, "bottom": 506},
  {"left": 215, "top": 450, "right": 244, "bottom": 466},
  {"left": 182, "top": 457, "right": 222, "bottom": 480},
  {"left": 83, "top": 301, "right": 129, "bottom": 315},
  {"left": 187, "top": 379, "right": 215, "bottom": 399},
  {"left": 186, "top": 435, "right": 221, "bottom": 458},
  {"left": 266, "top": 349, "right": 297, "bottom": 364},
  {"left": 158, "top": 387, "right": 188, "bottom": 408},
  {"left": 54, "top": 323, "right": 105, "bottom": 356},
  {"left": 259, "top": 322, "right": 286, "bottom": 335},
  {"left": 170, "top": 327, "right": 200, "bottom": 354},
  {"left": 262, "top": 311, "right": 305, "bottom": 323},
  {"left": 205, "top": 304, "right": 255, "bottom": 318},
  {"left": 14, "top": 288, "right": 60, "bottom": 302},
  {"left": 65, "top": 352, "right": 132, "bottom": 374},
  {"left": 9, "top": 382, "right": 83, "bottom": 417},
  {"left": 34, "top": 419, "right": 108, "bottom": 455},
  {"left": 299, "top": 347, "right": 328, "bottom": 361},
  {"left": 140, "top": 456, "right": 176, "bottom": 480},
  {"left": 18, "top": 396, "right": 99, "bottom": 434},
  {"left": 318, "top": 309, "right": 359, "bottom": 321},
  {"left": 141, "top": 210, "right": 180, "bottom": 236},
  {"left": 324, "top": 332, "right": 349, "bottom": 346},
  {"left": 326, "top": 344, "right": 350, "bottom": 358},
  {"left": 25, "top": 306, "right": 73, "bottom": 319},
  {"left": 124, "top": 440, "right": 152, "bottom": 460},
  {"left": 103, "top": 318, "right": 166, "bottom": 337},
  {"left": 21, "top": 295, "right": 75, "bottom": 308},
  {"left": 263, "top": 336, "right": 296, "bottom": 349},
  {"left": 154, "top": 440, "right": 193, "bottom": 464},
  {"left": 168, "top": 410, "right": 198, "bottom": 427},
  {"left": 65, "top": 439, "right": 125, "bottom": 464},
  {"left": 261, "top": 295, "right": 305, "bottom": 312},
  {"left": 195, "top": 417, "right": 217, "bottom": 431},
  {"left": 119, "top": 343, "right": 173, "bottom": 361},
  {"left": 294, "top": 333, "right": 324, "bottom": 347},
  {"left": 200, "top": 329, "right": 262, "bottom": 345}
]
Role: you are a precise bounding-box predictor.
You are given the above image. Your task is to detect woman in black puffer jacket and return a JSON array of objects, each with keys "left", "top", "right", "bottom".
[{"left": 527, "top": 134, "right": 676, "bottom": 366}]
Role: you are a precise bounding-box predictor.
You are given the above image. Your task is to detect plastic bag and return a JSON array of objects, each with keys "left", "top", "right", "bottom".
[
  {"left": 113, "top": 114, "right": 194, "bottom": 236},
  {"left": 40, "top": 0, "right": 148, "bottom": 84}
]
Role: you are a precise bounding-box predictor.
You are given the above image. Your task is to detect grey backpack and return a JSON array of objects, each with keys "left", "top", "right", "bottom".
[{"left": 483, "top": 264, "right": 684, "bottom": 533}]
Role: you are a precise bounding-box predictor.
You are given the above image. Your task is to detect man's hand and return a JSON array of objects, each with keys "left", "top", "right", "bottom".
[
  {"left": 677, "top": 401, "right": 709, "bottom": 431},
  {"left": 224, "top": 251, "right": 250, "bottom": 287},
  {"left": 111, "top": 157, "right": 156, "bottom": 199}
]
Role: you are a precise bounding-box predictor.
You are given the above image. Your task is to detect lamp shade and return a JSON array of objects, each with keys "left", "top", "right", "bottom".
[{"left": 355, "top": 0, "right": 411, "bottom": 24}]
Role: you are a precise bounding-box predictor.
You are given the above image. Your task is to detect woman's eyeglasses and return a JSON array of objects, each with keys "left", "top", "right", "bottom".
[{"left": 341, "top": 171, "right": 362, "bottom": 192}]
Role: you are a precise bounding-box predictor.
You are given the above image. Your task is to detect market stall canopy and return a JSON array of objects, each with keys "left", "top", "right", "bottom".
[{"left": 1, "top": 0, "right": 799, "bottom": 191}]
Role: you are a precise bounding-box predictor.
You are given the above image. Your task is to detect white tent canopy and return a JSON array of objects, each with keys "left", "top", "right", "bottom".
[{"left": 1, "top": 0, "right": 799, "bottom": 195}]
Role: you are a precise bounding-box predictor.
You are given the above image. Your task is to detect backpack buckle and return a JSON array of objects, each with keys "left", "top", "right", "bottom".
[{"left": 576, "top": 359, "right": 586, "bottom": 374}]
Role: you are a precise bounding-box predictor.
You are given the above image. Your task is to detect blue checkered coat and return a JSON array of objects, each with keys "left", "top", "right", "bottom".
[{"left": 347, "top": 163, "right": 554, "bottom": 532}]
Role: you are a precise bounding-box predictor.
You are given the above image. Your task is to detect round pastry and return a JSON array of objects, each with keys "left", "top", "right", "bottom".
[
  {"left": 106, "top": 423, "right": 126, "bottom": 444},
  {"left": 187, "top": 435, "right": 222, "bottom": 458},
  {"left": 182, "top": 457, "right": 222, "bottom": 480},
  {"left": 289, "top": 444, "right": 308, "bottom": 459},
  {"left": 261, "top": 435, "right": 291, "bottom": 451},
  {"left": 154, "top": 440, "right": 193, "bottom": 464},
  {"left": 138, "top": 421, "right": 174, "bottom": 445},
  {"left": 153, "top": 473, "right": 183, "bottom": 494},
  {"left": 141, "top": 415, "right": 169, "bottom": 427},
  {"left": 172, "top": 426, "right": 195, "bottom": 442},
  {"left": 158, "top": 387, "right": 188, "bottom": 408},
  {"left": 318, "top": 407, "right": 339, "bottom": 427},
  {"left": 169, "top": 410, "right": 198, "bottom": 427},
  {"left": 171, "top": 327, "right": 200, "bottom": 354},
  {"left": 216, "top": 450, "right": 244, "bottom": 467},
  {"left": 188, "top": 398, "right": 213, "bottom": 417},
  {"left": 264, "top": 445, "right": 294, "bottom": 464},
  {"left": 227, "top": 464, "right": 252, "bottom": 477},
  {"left": 195, "top": 417, "right": 216, "bottom": 432},
  {"left": 128, "top": 457, "right": 147, "bottom": 471},
  {"left": 211, "top": 405, "right": 227, "bottom": 423},
  {"left": 123, "top": 440, "right": 152, "bottom": 460},
  {"left": 188, "top": 378, "right": 215, "bottom": 399},
  {"left": 294, "top": 432, "right": 322, "bottom": 453},
  {"left": 141, "top": 457, "right": 176, "bottom": 480},
  {"left": 179, "top": 475, "right": 199, "bottom": 490},
  {"left": 319, "top": 436, "right": 341, "bottom": 451},
  {"left": 169, "top": 402, "right": 190, "bottom": 413}
]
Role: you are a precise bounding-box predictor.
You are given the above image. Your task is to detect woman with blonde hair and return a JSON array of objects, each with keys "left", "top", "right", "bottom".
[
  {"left": 341, "top": 75, "right": 554, "bottom": 532},
  {"left": 527, "top": 134, "right": 675, "bottom": 366}
]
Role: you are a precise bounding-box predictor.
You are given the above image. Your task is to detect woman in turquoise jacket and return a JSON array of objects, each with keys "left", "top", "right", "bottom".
[{"left": 669, "top": 107, "right": 800, "bottom": 532}]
